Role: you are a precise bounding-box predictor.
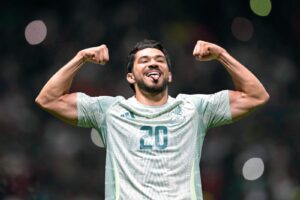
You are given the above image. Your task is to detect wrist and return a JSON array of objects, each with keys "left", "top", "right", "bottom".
[
  {"left": 216, "top": 48, "right": 227, "bottom": 60},
  {"left": 76, "top": 50, "right": 88, "bottom": 63},
  {"left": 69, "top": 51, "right": 87, "bottom": 68}
]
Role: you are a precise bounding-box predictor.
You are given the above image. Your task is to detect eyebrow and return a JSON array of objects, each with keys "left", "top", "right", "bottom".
[{"left": 137, "top": 55, "right": 166, "bottom": 61}]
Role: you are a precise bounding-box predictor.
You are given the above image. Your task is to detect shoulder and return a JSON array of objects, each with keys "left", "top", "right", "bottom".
[
  {"left": 175, "top": 93, "right": 208, "bottom": 105},
  {"left": 77, "top": 92, "right": 125, "bottom": 110},
  {"left": 174, "top": 94, "right": 203, "bottom": 111},
  {"left": 177, "top": 90, "right": 229, "bottom": 102},
  {"left": 176, "top": 90, "right": 229, "bottom": 111},
  {"left": 77, "top": 92, "right": 124, "bottom": 101}
]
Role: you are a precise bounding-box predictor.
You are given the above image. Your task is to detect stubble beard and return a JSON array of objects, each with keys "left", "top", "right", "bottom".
[{"left": 136, "top": 77, "right": 169, "bottom": 94}]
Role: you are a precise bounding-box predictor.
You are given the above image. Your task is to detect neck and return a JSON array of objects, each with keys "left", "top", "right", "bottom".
[{"left": 135, "top": 89, "right": 169, "bottom": 106}]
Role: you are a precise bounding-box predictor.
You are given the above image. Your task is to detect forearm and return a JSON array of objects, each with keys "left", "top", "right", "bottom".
[
  {"left": 193, "top": 40, "right": 269, "bottom": 120},
  {"left": 35, "top": 52, "right": 85, "bottom": 106},
  {"left": 35, "top": 44, "right": 108, "bottom": 124},
  {"left": 217, "top": 50, "right": 269, "bottom": 103}
]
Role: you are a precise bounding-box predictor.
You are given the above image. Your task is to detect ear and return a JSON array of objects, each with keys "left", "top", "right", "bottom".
[
  {"left": 126, "top": 73, "right": 135, "bottom": 84},
  {"left": 168, "top": 72, "right": 172, "bottom": 83}
]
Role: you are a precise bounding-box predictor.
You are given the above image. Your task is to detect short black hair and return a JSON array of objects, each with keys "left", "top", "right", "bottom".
[{"left": 126, "top": 39, "right": 171, "bottom": 73}]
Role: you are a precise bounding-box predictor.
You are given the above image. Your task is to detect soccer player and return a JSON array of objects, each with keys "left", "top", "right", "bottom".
[{"left": 35, "top": 39, "right": 269, "bottom": 200}]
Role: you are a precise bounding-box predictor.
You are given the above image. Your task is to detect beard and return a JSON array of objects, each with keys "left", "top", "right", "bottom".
[{"left": 135, "top": 77, "right": 169, "bottom": 94}]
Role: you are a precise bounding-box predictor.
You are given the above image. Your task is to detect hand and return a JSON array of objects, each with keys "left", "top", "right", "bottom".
[
  {"left": 193, "top": 40, "right": 225, "bottom": 61},
  {"left": 78, "top": 44, "right": 109, "bottom": 65}
]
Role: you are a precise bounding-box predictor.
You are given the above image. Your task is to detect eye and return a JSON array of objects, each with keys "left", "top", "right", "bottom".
[
  {"left": 156, "top": 58, "right": 166, "bottom": 63},
  {"left": 139, "top": 58, "right": 149, "bottom": 63}
]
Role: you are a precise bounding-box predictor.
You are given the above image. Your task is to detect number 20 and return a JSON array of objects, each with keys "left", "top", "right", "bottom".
[{"left": 140, "top": 126, "right": 168, "bottom": 150}]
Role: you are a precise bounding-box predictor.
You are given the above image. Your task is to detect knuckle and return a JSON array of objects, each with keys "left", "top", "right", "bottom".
[{"left": 101, "top": 44, "right": 107, "bottom": 49}]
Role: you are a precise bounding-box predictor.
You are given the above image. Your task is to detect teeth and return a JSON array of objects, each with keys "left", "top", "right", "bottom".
[{"left": 147, "top": 72, "right": 160, "bottom": 77}]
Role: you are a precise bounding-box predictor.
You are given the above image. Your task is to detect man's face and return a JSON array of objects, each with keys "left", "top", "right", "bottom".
[{"left": 127, "top": 48, "right": 172, "bottom": 94}]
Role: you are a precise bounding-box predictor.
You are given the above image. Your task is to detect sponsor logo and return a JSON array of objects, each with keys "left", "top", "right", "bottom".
[{"left": 120, "top": 111, "right": 135, "bottom": 119}]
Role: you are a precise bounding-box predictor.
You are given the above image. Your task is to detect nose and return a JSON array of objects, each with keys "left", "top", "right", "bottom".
[{"left": 148, "top": 64, "right": 159, "bottom": 69}]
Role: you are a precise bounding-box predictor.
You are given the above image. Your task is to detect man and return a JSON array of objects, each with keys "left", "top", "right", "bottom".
[{"left": 35, "top": 39, "right": 269, "bottom": 200}]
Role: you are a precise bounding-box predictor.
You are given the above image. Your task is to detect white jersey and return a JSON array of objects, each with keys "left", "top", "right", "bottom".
[{"left": 77, "top": 90, "right": 232, "bottom": 200}]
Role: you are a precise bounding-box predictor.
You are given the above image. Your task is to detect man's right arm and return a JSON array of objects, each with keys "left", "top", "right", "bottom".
[{"left": 35, "top": 44, "right": 109, "bottom": 125}]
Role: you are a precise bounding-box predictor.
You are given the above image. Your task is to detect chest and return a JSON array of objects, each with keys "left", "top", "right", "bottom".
[{"left": 105, "top": 105, "right": 199, "bottom": 152}]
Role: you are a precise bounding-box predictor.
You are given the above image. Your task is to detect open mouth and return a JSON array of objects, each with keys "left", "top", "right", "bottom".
[{"left": 146, "top": 71, "right": 161, "bottom": 81}]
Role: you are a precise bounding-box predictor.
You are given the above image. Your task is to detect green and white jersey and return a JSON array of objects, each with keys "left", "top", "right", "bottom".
[{"left": 77, "top": 90, "right": 232, "bottom": 200}]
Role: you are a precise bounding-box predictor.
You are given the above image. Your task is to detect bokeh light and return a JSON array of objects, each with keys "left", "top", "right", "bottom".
[
  {"left": 25, "top": 20, "right": 47, "bottom": 45},
  {"left": 250, "top": 0, "right": 272, "bottom": 16},
  {"left": 91, "top": 128, "right": 104, "bottom": 148},
  {"left": 242, "top": 157, "right": 265, "bottom": 181},
  {"left": 231, "top": 17, "right": 254, "bottom": 41},
  {"left": 245, "top": 189, "right": 267, "bottom": 200}
]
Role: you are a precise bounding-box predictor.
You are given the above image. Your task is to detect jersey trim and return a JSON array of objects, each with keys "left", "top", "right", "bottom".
[
  {"left": 190, "top": 159, "right": 197, "bottom": 200},
  {"left": 112, "top": 157, "right": 120, "bottom": 200},
  {"left": 119, "top": 99, "right": 183, "bottom": 118}
]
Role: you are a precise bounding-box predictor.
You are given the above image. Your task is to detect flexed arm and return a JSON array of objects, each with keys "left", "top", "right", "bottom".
[
  {"left": 35, "top": 45, "right": 109, "bottom": 125},
  {"left": 193, "top": 40, "right": 269, "bottom": 121}
]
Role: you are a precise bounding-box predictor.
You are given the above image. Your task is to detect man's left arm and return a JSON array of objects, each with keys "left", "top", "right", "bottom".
[{"left": 193, "top": 40, "right": 270, "bottom": 122}]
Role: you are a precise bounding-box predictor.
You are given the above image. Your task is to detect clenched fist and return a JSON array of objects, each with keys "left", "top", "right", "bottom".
[
  {"left": 193, "top": 40, "right": 225, "bottom": 61},
  {"left": 78, "top": 44, "right": 109, "bottom": 65}
]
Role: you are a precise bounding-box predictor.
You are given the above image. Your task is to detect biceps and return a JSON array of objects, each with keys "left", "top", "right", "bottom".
[
  {"left": 229, "top": 90, "right": 260, "bottom": 122},
  {"left": 44, "top": 93, "right": 78, "bottom": 125}
]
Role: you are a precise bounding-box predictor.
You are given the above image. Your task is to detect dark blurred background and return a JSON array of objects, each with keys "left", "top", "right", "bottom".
[{"left": 1, "top": 0, "right": 299, "bottom": 199}]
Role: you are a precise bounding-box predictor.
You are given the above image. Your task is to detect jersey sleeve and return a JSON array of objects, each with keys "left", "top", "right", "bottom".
[
  {"left": 188, "top": 90, "right": 232, "bottom": 129},
  {"left": 76, "top": 92, "right": 120, "bottom": 128}
]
